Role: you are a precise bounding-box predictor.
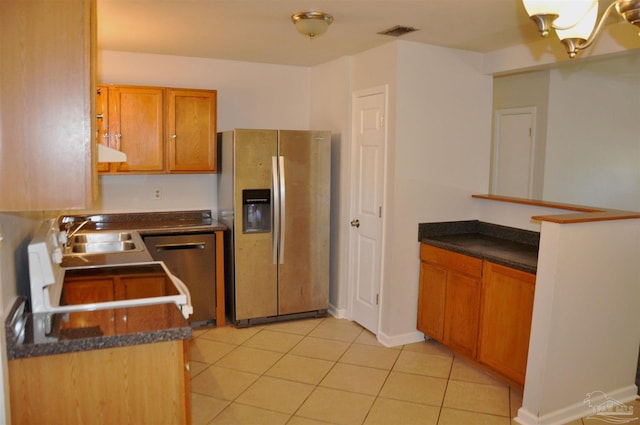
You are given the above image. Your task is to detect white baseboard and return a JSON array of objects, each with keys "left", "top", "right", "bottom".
[
  {"left": 515, "top": 384, "right": 638, "bottom": 425},
  {"left": 377, "top": 329, "right": 425, "bottom": 348},
  {"left": 327, "top": 304, "right": 347, "bottom": 319}
]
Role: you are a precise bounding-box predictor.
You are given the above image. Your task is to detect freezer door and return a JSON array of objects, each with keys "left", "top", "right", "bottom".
[
  {"left": 233, "top": 129, "right": 279, "bottom": 321},
  {"left": 278, "top": 130, "right": 331, "bottom": 315}
]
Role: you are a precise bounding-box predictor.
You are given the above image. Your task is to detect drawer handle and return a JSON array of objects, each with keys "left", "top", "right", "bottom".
[{"left": 155, "top": 242, "right": 206, "bottom": 251}]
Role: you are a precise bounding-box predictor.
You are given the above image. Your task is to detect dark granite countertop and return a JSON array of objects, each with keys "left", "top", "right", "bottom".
[
  {"left": 59, "top": 210, "right": 226, "bottom": 268},
  {"left": 418, "top": 220, "right": 539, "bottom": 274},
  {"left": 60, "top": 210, "right": 227, "bottom": 233},
  {"left": 5, "top": 297, "right": 191, "bottom": 360}
]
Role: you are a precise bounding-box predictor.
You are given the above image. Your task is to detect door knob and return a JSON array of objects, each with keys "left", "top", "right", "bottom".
[{"left": 350, "top": 219, "right": 360, "bottom": 228}]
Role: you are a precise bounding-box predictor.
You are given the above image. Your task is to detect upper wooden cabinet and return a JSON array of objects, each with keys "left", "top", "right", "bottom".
[
  {"left": 0, "top": 0, "right": 96, "bottom": 211},
  {"left": 108, "top": 86, "right": 165, "bottom": 173},
  {"left": 97, "top": 84, "right": 217, "bottom": 174},
  {"left": 166, "top": 89, "right": 217, "bottom": 172},
  {"left": 96, "top": 86, "right": 110, "bottom": 173}
]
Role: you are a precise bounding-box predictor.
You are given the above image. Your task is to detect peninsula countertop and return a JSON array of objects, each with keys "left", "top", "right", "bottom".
[
  {"left": 418, "top": 220, "right": 539, "bottom": 274},
  {"left": 5, "top": 297, "right": 191, "bottom": 360}
]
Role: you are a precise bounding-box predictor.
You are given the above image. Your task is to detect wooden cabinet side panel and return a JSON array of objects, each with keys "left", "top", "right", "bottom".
[
  {"left": 0, "top": 0, "right": 94, "bottom": 210},
  {"left": 417, "top": 262, "right": 447, "bottom": 341},
  {"left": 9, "top": 341, "right": 188, "bottom": 425},
  {"left": 478, "top": 262, "right": 536, "bottom": 385},
  {"left": 444, "top": 271, "right": 481, "bottom": 358},
  {"left": 96, "top": 84, "right": 110, "bottom": 172},
  {"left": 166, "top": 89, "right": 217, "bottom": 172}
]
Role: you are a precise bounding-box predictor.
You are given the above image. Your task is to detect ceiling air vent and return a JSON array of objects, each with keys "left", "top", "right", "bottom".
[{"left": 377, "top": 25, "right": 419, "bottom": 37}]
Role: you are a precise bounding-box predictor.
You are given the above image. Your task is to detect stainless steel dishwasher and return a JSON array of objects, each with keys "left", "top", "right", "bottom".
[{"left": 143, "top": 232, "right": 216, "bottom": 326}]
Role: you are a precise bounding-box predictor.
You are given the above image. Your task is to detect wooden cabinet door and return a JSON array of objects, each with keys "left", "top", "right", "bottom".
[
  {"left": 108, "top": 86, "right": 164, "bottom": 173},
  {"left": 166, "top": 89, "right": 217, "bottom": 172},
  {"left": 114, "top": 274, "right": 173, "bottom": 332},
  {"left": 96, "top": 84, "right": 110, "bottom": 173},
  {"left": 478, "top": 262, "right": 536, "bottom": 385},
  {"left": 114, "top": 274, "right": 169, "bottom": 300},
  {"left": 61, "top": 277, "right": 115, "bottom": 334},
  {"left": 444, "top": 270, "right": 481, "bottom": 358},
  {"left": 417, "top": 261, "right": 447, "bottom": 341},
  {"left": 418, "top": 244, "right": 482, "bottom": 357},
  {"left": 0, "top": 0, "right": 95, "bottom": 210}
]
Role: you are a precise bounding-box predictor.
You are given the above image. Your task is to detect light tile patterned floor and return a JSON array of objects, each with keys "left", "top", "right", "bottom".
[{"left": 189, "top": 316, "right": 639, "bottom": 425}]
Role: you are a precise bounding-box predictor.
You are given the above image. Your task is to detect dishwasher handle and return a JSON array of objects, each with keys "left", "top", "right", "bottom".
[{"left": 154, "top": 242, "right": 206, "bottom": 251}]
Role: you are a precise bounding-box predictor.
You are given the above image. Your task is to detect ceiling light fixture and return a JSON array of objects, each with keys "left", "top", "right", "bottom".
[
  {"left": 291, "top": 11, "right": 333, "bottom": 39},
  {"left": 522, "top": 0, "right": 640, "bottom": 58}
]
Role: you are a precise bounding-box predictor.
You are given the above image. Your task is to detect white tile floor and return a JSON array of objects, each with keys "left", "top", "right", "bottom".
[{"left": 189, "top": 316, "right": 639, "bottom": 425}]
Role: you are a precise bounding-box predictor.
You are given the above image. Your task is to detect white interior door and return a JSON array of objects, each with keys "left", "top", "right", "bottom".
[
  {"left": 492, "top": 107, "right": 536, "bottom": 198},
  {"left": 349, "top": 86, "right": 387, "bottom": 334}
]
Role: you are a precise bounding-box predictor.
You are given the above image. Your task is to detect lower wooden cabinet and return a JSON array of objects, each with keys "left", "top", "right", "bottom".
[
  {"left": 418, "top": 243, "right": 535, "bottom": 386},
  {"left": 61, "top": 271, "right": 177, "bottom": 334},
  {"left": 418, "top": 244, "right": 482, "bottom": 358},
  {"left": 9, "top": 339, "right": 190, "bottom": 425},
  {"left": 477, "top": 261, "right": 536, "bottom": 385}
]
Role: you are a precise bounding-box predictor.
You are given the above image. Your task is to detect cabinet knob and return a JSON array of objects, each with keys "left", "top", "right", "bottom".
[
  {"left": 171, "top": 134, "right": 177, "bottom": 139},
  {"left": 115, "top": 133, "right": 122, "bottom": 139},
  {"left": 350, "top": 219, "right": 360, "bottom": 228},
  {"left": 102, "top": 132, "right": 109, "bottom": 139}
]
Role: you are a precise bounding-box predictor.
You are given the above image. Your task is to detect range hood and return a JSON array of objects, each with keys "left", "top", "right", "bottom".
[{"left": 97, "top": 144, "right": 127, "bottom": 163}]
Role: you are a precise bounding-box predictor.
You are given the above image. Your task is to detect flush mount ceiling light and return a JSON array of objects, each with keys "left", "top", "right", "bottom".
[
  {"left": 291, "top": 11, "right": 334, "bottom": 39},
  {"left": 522, "top": 0, "right": 640, "bottom": 58}
]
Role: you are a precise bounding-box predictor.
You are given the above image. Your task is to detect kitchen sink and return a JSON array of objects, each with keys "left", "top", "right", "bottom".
[
  {"left": 70, "top": 241, "right": 138, "bottom": 254},
  {"left": 63, "top": 231, "right": 144, "bottom": 256},
  {"left": 72, "top": 232, "right": 132, "bottom": 244}
]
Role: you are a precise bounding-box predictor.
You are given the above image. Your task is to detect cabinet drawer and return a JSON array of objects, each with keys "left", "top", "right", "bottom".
[{"left": 420, "top": 244, "right": 482, "bottom": 278}]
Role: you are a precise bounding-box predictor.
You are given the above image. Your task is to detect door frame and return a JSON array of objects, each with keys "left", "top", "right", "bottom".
[
  {"left": 346, "top": 85, "right": 389, "bottom": 336},
  {"left": 491, "top": 106, "right": 537, "bottom": 198}
]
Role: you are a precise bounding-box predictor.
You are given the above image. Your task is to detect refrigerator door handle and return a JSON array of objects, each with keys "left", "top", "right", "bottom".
[
  {"left": 279, "top": 156, "right": 286, "bottom": 264},
  {"left": 272, "top": 156, "right": 279, "bottom": 265}
]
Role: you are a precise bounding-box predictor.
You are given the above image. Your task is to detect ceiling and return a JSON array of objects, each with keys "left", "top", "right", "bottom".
[{"left": 97, "top": 0, "right": 630, "bottom": 67}]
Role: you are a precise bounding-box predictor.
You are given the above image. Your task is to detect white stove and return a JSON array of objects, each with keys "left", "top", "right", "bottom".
[{"left": 28, "top": 219, "right": 193, "bottom": 319}]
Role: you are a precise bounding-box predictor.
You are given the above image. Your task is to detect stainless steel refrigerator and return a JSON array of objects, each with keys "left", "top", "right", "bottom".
[{"left": 217, "top": 129, "right": 331, "bottom": 327}]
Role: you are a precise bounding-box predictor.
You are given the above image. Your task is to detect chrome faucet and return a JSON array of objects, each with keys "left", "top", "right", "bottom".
[{"left": 64, "top": 220, "right": 90, "bottom": 244}]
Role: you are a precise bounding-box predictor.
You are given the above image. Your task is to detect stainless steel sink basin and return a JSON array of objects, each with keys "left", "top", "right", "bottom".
[
  {"left": 70, "top": 241, "right": 137, "bottom": 254},
  {"left": 63, "top": 231, "right": 144, "bottom": 256},
  {"left": 72, "top": 232, "right": 132, "bottom": 244}
]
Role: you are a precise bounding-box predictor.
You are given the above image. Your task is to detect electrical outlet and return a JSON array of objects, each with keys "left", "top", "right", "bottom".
[{"left": 154, "top": 188, "right": 161, "bottom": 199}]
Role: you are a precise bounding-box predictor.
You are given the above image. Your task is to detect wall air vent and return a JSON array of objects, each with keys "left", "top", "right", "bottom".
[{"left": 377, "top": 25, "right": 419, "bottom": 37}]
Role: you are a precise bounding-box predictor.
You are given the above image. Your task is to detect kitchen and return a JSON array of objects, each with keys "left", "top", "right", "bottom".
[{"left": 1, "top": 1, "right": 640, "bottom": 424}]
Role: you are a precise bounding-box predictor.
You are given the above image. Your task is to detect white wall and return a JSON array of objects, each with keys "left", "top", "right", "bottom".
[
  {"left": 386, "top": 42, "right": 492, "bottom": 342},
  {"left": 309, "top": 57, "right": 352, "bottom": 317},
  {"left": 348, "top": 41, "right": 493, "bottom": 344},
  {"left": 95, "top": 50, "right": 312, "bottom": 213},
  {"left": 543, "top": 58, "right": 640, "bottom": 211},
  {"left": 518, "top": 218, "right": 640, "bottom": 425},
  {"left": 493, "top": 71, "right": 550, "bottom": 199}
]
